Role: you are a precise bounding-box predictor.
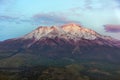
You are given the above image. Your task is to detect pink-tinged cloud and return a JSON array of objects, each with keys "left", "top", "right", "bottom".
[
  {"left": 104, "top": 24, "right": 120, "bottom": 33},
  {"left": 33, "top": 13, "right": 80, "bottom": 25}
]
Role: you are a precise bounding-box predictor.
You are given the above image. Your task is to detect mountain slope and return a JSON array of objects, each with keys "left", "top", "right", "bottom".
[{"left": 0, "top": 23, "right": 120, "bottom": 67}]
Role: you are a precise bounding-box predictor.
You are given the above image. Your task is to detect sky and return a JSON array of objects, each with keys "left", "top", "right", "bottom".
[{"left": 0, "top": 0, "right": 120, "bottom": 41}]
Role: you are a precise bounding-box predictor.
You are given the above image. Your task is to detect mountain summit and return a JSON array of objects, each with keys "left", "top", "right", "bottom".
[
  {"left": 23, "top": 23, "right": 110, "bottom": 41},
  {"left": 0, "top": 23, "right": 120, "bottom": 67}
]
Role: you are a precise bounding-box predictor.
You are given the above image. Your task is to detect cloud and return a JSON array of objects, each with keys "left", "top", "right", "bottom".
[
  {"left": 0, "top": 13, "right": 81, "bottom": 26},
  {"left": 32, "top": 13, "right": 80, "bottom": 25},
  {"left": 104, "top": 24, "right": 120, "bottom": 32},
  {"left": 0, "top": 16, "right": 18, "bottom": 22},
  {"left": 76, "top": 0, "right": 120, "bottom": 10},
  {"left": 0, "top": 15, "right": 32, "bottom": 24}
]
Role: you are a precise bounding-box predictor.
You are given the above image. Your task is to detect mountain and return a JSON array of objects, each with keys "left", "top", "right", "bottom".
[{"left": 0, "top": 23, "right": 120, "bottom": 67}]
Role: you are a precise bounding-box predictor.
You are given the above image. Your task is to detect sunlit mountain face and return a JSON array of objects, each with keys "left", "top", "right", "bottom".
[{"left": 0, "top": 0, "right": 120, "bottom": 80}]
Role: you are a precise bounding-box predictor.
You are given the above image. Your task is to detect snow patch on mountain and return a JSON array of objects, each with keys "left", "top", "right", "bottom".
[{"left": 22, "top": 23, "right": 113, "bottom": 41}]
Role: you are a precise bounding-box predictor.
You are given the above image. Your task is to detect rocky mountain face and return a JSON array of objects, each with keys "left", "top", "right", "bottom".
[{"left": 0, "top": 23, "right": 120, "bottom": 67}]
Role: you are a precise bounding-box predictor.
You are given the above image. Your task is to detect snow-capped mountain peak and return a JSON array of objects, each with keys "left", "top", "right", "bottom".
[
  {"left": 22, "top": 23, "right": 110, "bottom": 41},
  {"left": 62, "top": 23, "right": 82, "bottom": 32}
]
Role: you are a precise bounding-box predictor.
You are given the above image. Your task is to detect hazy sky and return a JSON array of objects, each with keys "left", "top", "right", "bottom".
[{"left": 0, "top": 0, "right": 120, "bottom": 40}]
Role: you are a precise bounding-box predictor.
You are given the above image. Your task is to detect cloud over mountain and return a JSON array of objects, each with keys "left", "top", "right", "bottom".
[
  {"left": 32, "top": 13, "right": 80, "bottom": 25},
  {"left": 104, "top": 24, "right": 120, "bottom": 33}
]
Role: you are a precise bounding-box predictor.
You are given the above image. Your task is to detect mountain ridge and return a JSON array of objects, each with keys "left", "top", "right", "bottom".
[{"left": 22, "top": 23, "right": 102, "bottom": 40}]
